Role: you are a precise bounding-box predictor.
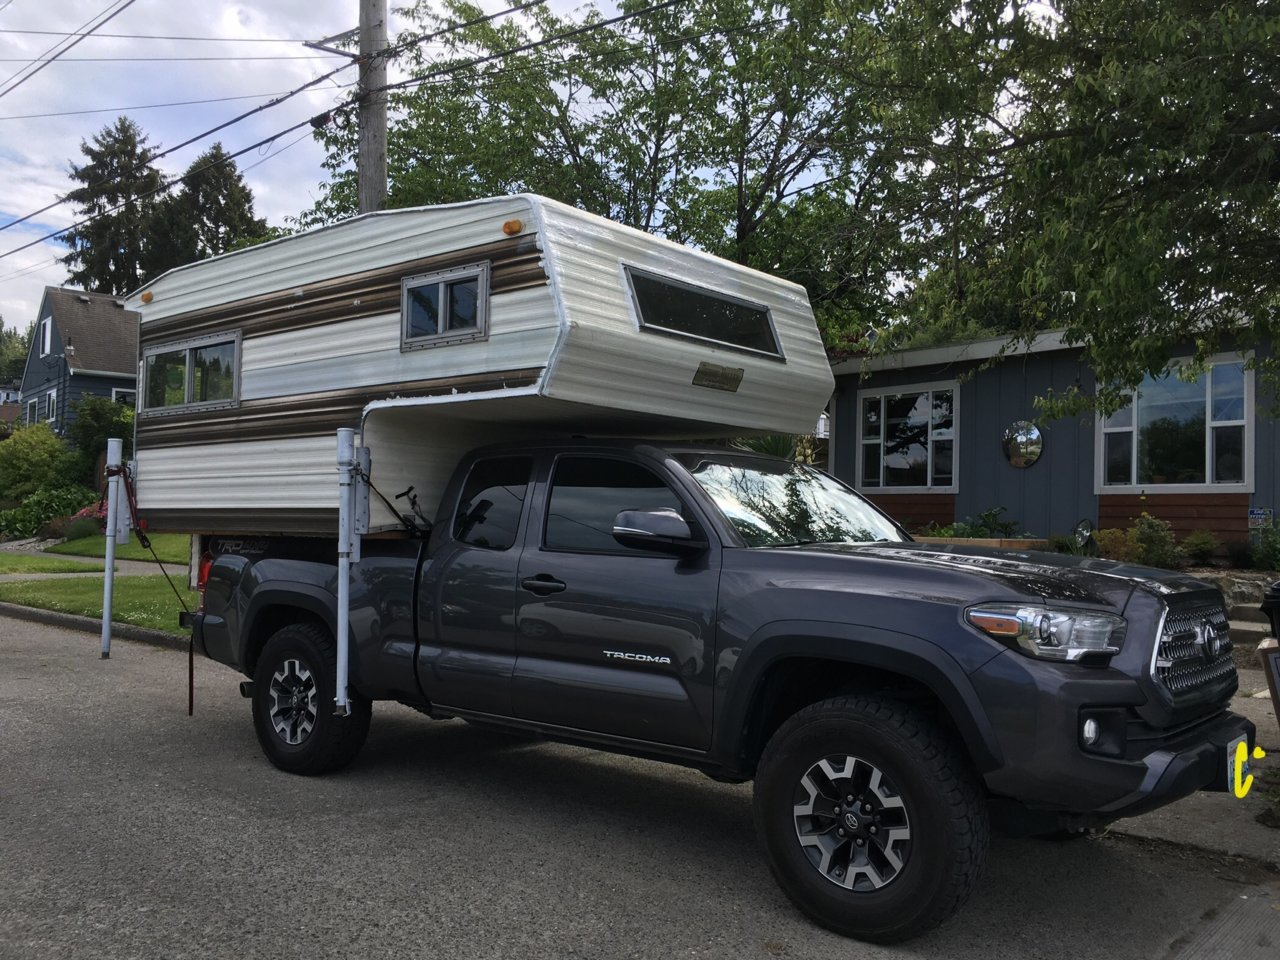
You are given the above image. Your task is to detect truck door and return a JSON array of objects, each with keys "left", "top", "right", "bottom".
[
  {"left": 512, "top": 454, "right": 719, "bottom": 750},
  {"left": 415, "top": 455, "right": 533, "bottom": 716}
]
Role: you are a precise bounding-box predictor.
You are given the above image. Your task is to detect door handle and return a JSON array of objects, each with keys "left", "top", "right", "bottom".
[{"left": 521, "top": 575, "right": 567, "bottom": 595}]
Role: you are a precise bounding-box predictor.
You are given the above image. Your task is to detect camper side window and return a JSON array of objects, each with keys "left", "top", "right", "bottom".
[
  {"left": 401, "top": 263, "right": 489, "bottom": 350},
  {"left": 142, "top": 333, "right": 240, "bottom": 413},
  {"left": 625, "top": 266, "right": 782, "bottom": 359}
]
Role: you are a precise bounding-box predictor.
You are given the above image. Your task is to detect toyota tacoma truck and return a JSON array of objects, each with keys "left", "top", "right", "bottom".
[{"left": 189, "top": 439, "right": 1256, "bottom": 943}]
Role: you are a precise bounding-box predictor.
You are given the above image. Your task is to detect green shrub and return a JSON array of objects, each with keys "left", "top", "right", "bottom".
[
  {"left": 0, "top": 424, "right": 80, "bottom": 500},
  {"left": 64, "top": 516, "right": 102, "bottom": 540},
  {"left": 926, "top": 507, "right": 1023, "bottom": 539},
  {"left": 1256, "top": 523, "right": 1280, "bottom": 572},
  {"left": 1132, "top": 513, "right": 1185, "bottom": 569},
  {"left": 1180, "top": 529, "right": 1221, "bottom": 566},
  {"left": 1095, "top": 527, "right": 1142, "bottom": 563},
  {"left": 0, "top": 487, "right": 96, "bottom": 540}
]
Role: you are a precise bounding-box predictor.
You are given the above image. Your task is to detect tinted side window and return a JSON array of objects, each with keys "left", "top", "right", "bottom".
[
  {"left": 454, "top": 457, "right": 532, "bottom": 550},
  {"left": 545, "top": 457, "right": 682, "bottom": 554}
]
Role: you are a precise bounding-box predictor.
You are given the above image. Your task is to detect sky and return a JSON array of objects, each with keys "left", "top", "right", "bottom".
[{"left": 0, "top": 0, "right": 599, "bottom": 332}]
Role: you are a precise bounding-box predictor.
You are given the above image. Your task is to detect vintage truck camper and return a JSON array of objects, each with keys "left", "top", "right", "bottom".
[{"left": 125, "top": 195, "right": 834, "bottom": 535}]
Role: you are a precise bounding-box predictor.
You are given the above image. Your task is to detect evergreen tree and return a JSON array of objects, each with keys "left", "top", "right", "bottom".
[
  {"left": 61, "top": 116, "right": 164, "bottom": 296},
  {"left": 145, "top": 143, "right": 268, "bottom": 278}
]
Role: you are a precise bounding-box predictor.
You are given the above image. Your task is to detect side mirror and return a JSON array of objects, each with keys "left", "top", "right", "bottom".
[{"left": 612, "top": 508, "right": 706, "bottom": 557}]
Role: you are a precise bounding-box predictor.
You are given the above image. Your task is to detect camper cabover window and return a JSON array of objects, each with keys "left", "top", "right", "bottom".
[
  {"left": 142, "top": 332, "right": 240, "bottom": 414},
  {"left": 401, "top": 262, "right": 489, "bottom": 350},
  {"left": 624, "top": 266, "right": 782, "bottom": 359}
]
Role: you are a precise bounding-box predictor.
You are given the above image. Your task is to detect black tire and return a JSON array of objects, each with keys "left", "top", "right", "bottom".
[
  {"left": 251, "top": 622, "right": 371, "bottom": 775},
  {"left": 753, "top": 695, "right": 989, "bottom": 943}
]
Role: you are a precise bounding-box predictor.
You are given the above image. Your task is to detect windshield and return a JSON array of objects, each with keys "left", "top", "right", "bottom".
[{"left": 674, "top": 452, "right": 909, "bottom": 548}]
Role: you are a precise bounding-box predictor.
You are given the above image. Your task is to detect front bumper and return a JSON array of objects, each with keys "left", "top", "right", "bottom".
[{"left": 971, "top": 649, "right": 1256, "bottom": 818}]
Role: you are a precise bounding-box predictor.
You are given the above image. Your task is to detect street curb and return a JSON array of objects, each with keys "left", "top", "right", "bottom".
[{"left": 0, "top": 601, "right": 188, "bottom": 653}]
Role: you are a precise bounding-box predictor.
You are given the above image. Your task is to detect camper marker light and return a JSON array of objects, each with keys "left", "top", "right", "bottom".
[
  {"left": 140, "top": 291, "right": 154, "bottom": 304},
  {"left": 966, "top": 604, "right": 1124, "bottom": 662},
  {"left": 502, "top": 218, "right": 524, "bottom": 235}
]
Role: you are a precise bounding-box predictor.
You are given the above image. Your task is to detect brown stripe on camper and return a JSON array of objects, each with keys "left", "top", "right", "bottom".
[
  {"left": 138, "top": 235, "right": 546, "bottom": 347},
  {"left": 142, "top": 508, "right": 341, "bottom": 535},
  {"left": 135, "top": 367, "right": 543, "bottom": 447}
]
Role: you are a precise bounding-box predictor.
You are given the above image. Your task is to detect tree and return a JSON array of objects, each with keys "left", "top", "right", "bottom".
[
  {"left": 832, "top": 0, "right": 1280, "bottom": 412},
  {"left": 65, "top": 395, "right": 135, "bottom": 485},
  {"left": 0, "top": 322, "right": 31, "bottom": 383},
  {"left": 145, "top": 143, "right": 268, "bottom": 278},
  {"left": 61, "top": 117, "right": 165, "bottom": 296}
]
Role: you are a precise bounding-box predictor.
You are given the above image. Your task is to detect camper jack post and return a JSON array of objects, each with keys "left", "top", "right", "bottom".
[
  {"left": 100, "top": 438, "right": 123, "bottom": 659},
  {"left": 334, "top": 428, "right": 356, "bottom": 716}
]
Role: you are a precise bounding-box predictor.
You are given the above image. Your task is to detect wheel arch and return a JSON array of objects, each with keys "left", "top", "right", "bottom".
[
  {"left": 716, "top": 621, "right": 1003, "bottom": 779},
  {"left": 241, "top": 586, "right": 338, "bottom": 679}
]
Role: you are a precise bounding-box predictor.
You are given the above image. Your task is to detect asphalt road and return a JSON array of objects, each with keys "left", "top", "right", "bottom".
[{"left": 1, "top": 618, "right": 1276, "bottom": 960}]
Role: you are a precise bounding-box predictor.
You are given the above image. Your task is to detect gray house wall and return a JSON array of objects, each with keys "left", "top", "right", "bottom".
[
  {"left": 833, "top": 348, "right": 1098, "bottom": 538},
  {"left": 19, "top": 321, "right": 134, "bottom": 434},
  {"left": 1252, "top": 340, "right": 1278, "bottom": 518}
]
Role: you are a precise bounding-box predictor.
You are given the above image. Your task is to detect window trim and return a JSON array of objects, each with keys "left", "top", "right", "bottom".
[
  {"left": 45, "top": 388, "right": 56, "bottom": 422},
  {"left": 1094, "top": 353, "right": 1254, "bottom": 495},
  {"left": 26, "top": 399, "right": 36, "bottom": 425},
  {"left": 38, "top": 317, "right": 51, "bottom": 357},
  {"left": 140, "top": 330, "right": 241, "bottom": 417},
  {"left": 621, "top": 263, "right": 786, "bottom": 361},
  {"left": 400, "top": 261, "right": 490, "bottom": 351},
  {"left": 112, "top": 387, "right": 137, "bottom": 407},
  {"left": 854, "top": 379, "right": 959, "bottom": 494}
]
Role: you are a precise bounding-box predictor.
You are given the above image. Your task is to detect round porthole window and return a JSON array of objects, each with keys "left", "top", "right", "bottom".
[{"left": 1002, "top": 421, "right": 1043, "bottom": 468}]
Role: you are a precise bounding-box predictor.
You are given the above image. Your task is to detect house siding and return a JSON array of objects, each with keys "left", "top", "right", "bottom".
[
  {"left": 833, "top": 349, "right": 1097, "bottom": 537},
  {"left": 1253, "top": 341, "right": 1278, "bottom": 524}
]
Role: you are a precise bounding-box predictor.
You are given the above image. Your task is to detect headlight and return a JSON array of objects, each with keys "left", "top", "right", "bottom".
[{"left": 965, "top": 603, "right": 1124, "bottom": 662}]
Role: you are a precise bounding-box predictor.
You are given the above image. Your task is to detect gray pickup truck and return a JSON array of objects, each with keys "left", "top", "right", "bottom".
[{"left": 190, "top": 439, "right": 1255, "bottom": 943}]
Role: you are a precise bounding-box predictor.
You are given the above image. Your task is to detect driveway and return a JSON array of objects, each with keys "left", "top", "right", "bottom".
[{"left": 1, "top": 618, "right": 1276, "bottom": 960}]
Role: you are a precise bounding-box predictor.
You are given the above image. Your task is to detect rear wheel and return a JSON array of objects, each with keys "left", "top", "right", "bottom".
[
  {"left": 753, "top": 695, "right": 988, "bottom": 943},
  {"left": 251, "top": 623, "right": 371, "bottom": 775}
]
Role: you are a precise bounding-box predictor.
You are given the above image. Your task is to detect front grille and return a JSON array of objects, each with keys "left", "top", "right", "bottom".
[{"left": 1152, "top": 597, "right": 1236, "bottom": 701}]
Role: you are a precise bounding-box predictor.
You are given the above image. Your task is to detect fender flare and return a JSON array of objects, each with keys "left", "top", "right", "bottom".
[
  {"left": 715, "top": 619, "right": 1003, "bottom": 774},
  {"left": 240, "top": 584, "right": 344, "bottom": 675}
]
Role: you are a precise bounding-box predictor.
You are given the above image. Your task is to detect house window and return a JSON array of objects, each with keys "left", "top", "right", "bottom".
[
  {"left": 27, "top": 399, "right": 36, "bottom": 424},
  {"left": 858, "top": 384, "right": 956, "bottom": 490},
  {"left": 1101, "top": 359, "right": 1250, "bottom": 489},
  {"left": 142, "top": 332, "right": 240, "bottom": 413},
  {"left": 45, "top": 389, "right": 56, "bottom": 421},
  {"left": 625, "top": 266, "right": 783, "bottom": 359},
  {"left": 401, "top": 263, "right": 489, "bottom": 350},
  {"left": 38, "top": 318, "right": 51, "bottom": 356},
  {"left": 112, "top": 389, "right": 137, "bottom": 407}
]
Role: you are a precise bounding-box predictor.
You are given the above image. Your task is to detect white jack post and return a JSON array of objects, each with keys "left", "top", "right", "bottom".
[
  {"left": 335, "top": 428, "right": 368, "bottom": 716},
  {"left": 100, "top": 438, "right": 128, "bottom": 659}
]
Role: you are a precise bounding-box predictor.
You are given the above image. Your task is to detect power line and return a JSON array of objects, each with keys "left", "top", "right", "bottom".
[
  {"left": 0, "top": 91, "right": 298, "bottom": 121},
  {"left": 0, "top": 29, "right": 306, "bottom": 43},
  {"left": 0, "top": 55, "right": 346, "bottom": 62},
  {"left": 0, "top": 1, "right": 543, "bottom": 236},
  {"left": 0, "top": 0, "right": 692, "bottom": 265},
  {"left": 0, "top": 0, "right": 140, "bottom": 102}
]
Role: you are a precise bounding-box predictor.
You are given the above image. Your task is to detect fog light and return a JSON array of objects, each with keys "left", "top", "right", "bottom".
[{"left": 1081, "top": 718, "right": 1100, "bottom": 746}]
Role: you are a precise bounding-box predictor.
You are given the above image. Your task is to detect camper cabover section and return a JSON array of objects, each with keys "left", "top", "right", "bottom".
[{"left": 126, "top": 195, "right": 833, "bottom": 536}]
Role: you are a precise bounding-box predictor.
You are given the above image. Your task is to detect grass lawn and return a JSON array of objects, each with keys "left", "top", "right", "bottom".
[
  {"left": 45, "top": 532, "right": 191, "bottom": 565},
  {"left": 0, "top": 555, "right": 105, "bottom": 574},
  {"left": 0, "top": 575, "right": 197, "bottom": 634}
]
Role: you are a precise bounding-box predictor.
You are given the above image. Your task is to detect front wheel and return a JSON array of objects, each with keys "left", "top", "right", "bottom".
[
  {"left": 753, "top": 695, "right": 989, "bottom": 943},
  {"left": 251, "top": 623, "right": 371, "bottom": 775}
]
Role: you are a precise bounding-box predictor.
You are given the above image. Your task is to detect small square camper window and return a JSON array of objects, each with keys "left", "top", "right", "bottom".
[
  {"left": 625, "top": 267, "right": 782, "bottom": 358},
  {"left": 143, "top": 333, "right": 239, "bottom": 413},
  {"left": 401, "top": 263, "right": 489, "bottom": 350}
]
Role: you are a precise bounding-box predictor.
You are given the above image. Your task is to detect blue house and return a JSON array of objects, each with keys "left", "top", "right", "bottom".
[
  {"left": 19, "top": 287, "right": 139, "bottom": 434},
  {"left": 828, "top": 333, "right": 1271, "bottom": 545}
]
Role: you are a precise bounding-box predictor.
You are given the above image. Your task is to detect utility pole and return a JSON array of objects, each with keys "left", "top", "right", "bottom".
[{"left": 358, "top": 0, "right": 388, "bottom": 214}]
